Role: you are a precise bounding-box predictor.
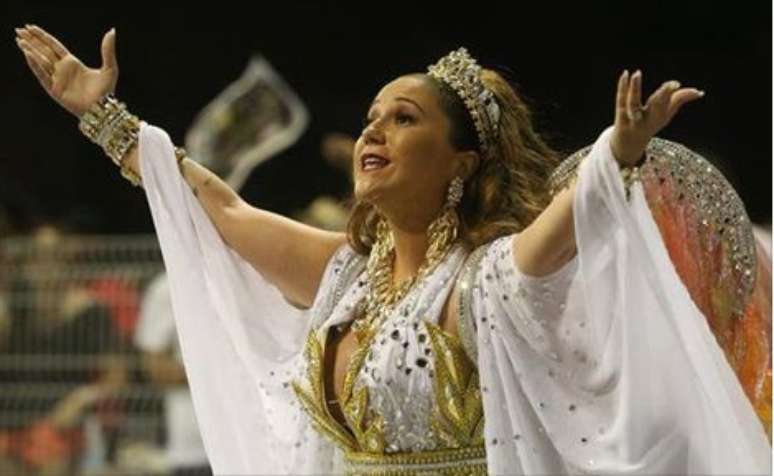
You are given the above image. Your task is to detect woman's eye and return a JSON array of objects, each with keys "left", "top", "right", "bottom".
[
  {"left": 396, "top": 113, "right": 415, "bottom": 125},
  {"left": 362, "top": 113, "right": 414, "bottom": 129}
]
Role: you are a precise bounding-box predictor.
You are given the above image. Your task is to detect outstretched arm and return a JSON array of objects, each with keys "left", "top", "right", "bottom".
[
  {"left": 513, "top": 70, "right": 705, "bottom": 277},
  {"left": 15, "top": 24, "right": 346, "bottom": 307},
  {"left": 129, "top": 143, "right": 346, "bottom": 307}
]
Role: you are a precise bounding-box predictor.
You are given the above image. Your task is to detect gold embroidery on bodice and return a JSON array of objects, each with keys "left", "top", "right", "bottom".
[{"left": 291, "top": 317, "right": 485, "bottom": 456}]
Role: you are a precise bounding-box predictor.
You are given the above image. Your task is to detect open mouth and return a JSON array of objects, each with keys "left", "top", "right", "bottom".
[{"left": 361, "top": 154, "right": 391, "bottom": 171}]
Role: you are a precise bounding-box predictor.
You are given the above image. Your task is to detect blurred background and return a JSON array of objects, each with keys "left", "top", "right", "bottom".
[
  {"left": 1, "top": 1, "right": 771, "bottom": 475},
  {"left": 2, "top": 2, "right": 771, "bottom": 233}
]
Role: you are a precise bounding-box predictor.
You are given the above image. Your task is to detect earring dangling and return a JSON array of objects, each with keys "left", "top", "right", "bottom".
[
  {"left": 425, "top": 177, "right": 464, "bottom": 262},
  {"left": 446, "top": 176, "right": 464, "bottom": 208}
]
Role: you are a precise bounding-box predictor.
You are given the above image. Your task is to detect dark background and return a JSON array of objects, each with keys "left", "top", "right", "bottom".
[{"left": 2, "top": 2, "right": 771, "bottom": 234}]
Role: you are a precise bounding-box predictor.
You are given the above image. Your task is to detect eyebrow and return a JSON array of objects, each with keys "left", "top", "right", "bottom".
[{"left": 370, "top": 97, "right": 426, "bottom": 115}]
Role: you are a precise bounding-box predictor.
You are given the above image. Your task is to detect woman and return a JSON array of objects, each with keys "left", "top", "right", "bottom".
[{"left": 15, "top": 25, "right": 771, "bottom": 475}]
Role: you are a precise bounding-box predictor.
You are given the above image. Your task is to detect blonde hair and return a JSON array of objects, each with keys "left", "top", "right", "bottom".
[{"left": 347, "top": 69, "right": 561, "bottom": 254}]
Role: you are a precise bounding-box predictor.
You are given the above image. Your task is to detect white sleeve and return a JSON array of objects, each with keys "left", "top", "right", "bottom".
[
  {"left": 483, "top": 234, "right": 579, "bottom": 359},
  {"left": 139, "top": 123, "right": 335, "bottom": 475},
  {"left": 468, "top": 126, "right": 770, "bottom": 475}
]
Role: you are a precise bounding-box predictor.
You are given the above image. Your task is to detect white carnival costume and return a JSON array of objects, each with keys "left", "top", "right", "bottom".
[{"left": 82, "top": 48, "right": 771, "bottom": 475}]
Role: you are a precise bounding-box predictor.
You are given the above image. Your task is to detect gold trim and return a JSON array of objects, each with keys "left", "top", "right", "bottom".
[
  {"left": 426, "top": 321, "right": 485, "bottom": 448},
  {"left": 344, "top": 445, "right": 487, "bottom": 475},
  {"left": 456, "top": 245, "right": 488, "bottom": 365},
  {"left": 340, "top": 323, "right": 387, "bottom": 453},
  {"left": 291, "top": 329, "right": 359, "bottom": 451}
]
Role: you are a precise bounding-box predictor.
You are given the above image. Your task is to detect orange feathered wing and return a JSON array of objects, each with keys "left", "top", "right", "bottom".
[{"left": 638, "top": 146, "right": 771, "bottom": 440}]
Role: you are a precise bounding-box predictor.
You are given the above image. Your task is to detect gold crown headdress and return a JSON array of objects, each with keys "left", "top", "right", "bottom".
[{"left": 427, "top": 47, "right": 500, "bottom": 157}]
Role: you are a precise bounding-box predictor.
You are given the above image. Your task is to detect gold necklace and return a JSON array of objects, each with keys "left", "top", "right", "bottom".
[{"left": 352, "top": 208, "right": 459, "bottom": 343}]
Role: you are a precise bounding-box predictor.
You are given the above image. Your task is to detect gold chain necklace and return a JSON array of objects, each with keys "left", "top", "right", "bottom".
[{"left": 352, "top": 209, "right": 459, "bottom": 343}]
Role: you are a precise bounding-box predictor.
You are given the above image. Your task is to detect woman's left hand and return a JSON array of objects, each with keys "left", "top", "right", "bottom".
[{"left": 610, "top": 70, "right": 705, "bottom": 166}]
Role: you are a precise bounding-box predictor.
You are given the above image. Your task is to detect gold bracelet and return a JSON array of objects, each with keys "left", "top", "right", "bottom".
[
  {"left": 119, "top": 161, "right": 142, "bottom": 187},
  {"left": 79, "top": 95, "right": 189, "bottom": 188},
  {"left": 79, "top": 94, "right": 142, "bottom": 186}
]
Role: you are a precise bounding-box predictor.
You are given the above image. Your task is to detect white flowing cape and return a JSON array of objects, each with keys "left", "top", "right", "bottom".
[{"left": 139, "top": 122, "right": 771, "bottom": 475}]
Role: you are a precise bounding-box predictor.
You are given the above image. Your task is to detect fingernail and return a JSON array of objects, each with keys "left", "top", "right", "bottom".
[
  {"left": 635, "top": 69, "right": 642, "bottom": 77},
  {"left": 671, "top": 80, "right": 681, "bottom": 89},
  {"left": 697, "top": 90, "right": 705, "bottom": 97}
]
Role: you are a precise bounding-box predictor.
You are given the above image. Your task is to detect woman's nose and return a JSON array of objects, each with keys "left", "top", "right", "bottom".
[{"left": 362, "top": 122, "right": 385, "bottom": 145}]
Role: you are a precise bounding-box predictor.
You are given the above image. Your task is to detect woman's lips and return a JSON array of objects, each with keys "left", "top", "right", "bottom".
[{"left": 361, "top": 154, "right": 391, "bottom": 171}]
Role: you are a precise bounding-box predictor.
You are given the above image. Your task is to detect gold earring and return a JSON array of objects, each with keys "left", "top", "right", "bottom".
[
  {"left": 425, "top": 177, "right": 464, "bottom": 262},
  {"left": 446, "top": 176, "right": 464, "bottom": 208}
]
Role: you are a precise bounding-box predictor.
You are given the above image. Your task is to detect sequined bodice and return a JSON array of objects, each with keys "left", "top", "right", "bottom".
[{"left": 291, "top": 245, "right": 487, "bottom": 471}]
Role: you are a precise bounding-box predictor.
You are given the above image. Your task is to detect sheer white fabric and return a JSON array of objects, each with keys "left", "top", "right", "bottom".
[
  {"left": 139, "top": 122, "right": 771, "bottom": 475},
  {"left": 473, "top": 127, "right": 770, "bottom": 475},
  {"left": 140, "top": 124, "right": 332, "bottom": 474}
]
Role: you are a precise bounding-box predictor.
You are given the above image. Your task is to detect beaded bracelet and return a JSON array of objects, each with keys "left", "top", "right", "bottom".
[{"left": 79, "top": 94, "right": 186, "bottom": 187}]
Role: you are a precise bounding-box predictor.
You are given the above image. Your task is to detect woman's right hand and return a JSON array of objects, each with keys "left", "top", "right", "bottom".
[{"left": 15, "top": 25, "right": 119, "bottom": 118}]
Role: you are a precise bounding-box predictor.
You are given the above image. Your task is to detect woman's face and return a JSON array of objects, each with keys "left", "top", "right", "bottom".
[{"left": 353, "top": 75, "right": 469, "bottom": 228}]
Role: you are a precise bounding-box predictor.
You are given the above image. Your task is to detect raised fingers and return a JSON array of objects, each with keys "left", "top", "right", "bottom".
[
  {"left": 27, "top": 25, "right": 69, "bottom": 60},
  {"left": 16, "top": 29, "right": 58, "bottom": 74},
  {"left": 16, "top": 27, "right": 58, "bottom": 68},
  {"left": 667, "top": 88, "right": 705, "bottom": 119},
  {"left": 21, "top": 49, "right": 53, "bottom": 91},
  {"left": 626, "top": 70, "right": 643, "bottom": 121},
  {"left": 616, "top": 70, "right": 630, "bottom": 123},
  {"left": 18, "top": 26, "right": 59, "bottom": 62},
  {"left": 646, "top": 80, "right": 680, "bottom": 115},
  {"left": 17, "top": 38, "right": 54, "bottom": 76}
]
